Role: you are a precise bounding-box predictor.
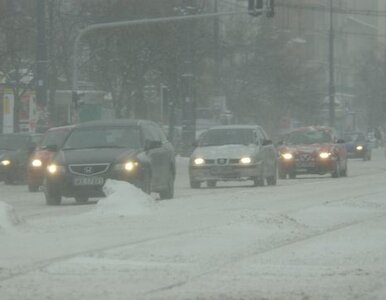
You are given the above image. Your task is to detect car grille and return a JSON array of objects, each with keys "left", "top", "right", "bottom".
[
  {"left": 69, "top": 163, "right": 110, "bottom": 176},
  {"left": 203, "top": 158, "right": 241, "bottom": 165},
  {"left": 296, "top": 153, "right": 314, "bottom": 161}
]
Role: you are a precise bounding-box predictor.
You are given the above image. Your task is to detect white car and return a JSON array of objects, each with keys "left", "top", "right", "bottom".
[{"left": 189, "top": 125, "right": 277, "bottom": 188}]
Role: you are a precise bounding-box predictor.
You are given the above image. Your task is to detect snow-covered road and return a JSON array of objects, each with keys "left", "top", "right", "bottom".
[{"left": 1, "top": 150, "right": 386, "bottom": 299}]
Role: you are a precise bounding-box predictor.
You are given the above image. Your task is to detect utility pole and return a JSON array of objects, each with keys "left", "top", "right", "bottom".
[
  {"left": 180, "top": 0, "right": 196, "bottom": 156},
  {"left": 328, "top": 0, "right": 335, "bottom": 128},
  {"left": 36, "top": 0, "right": 48, "bottom": 128},
  {"left": 214, "top": 0, "right": 220, "bottom": 93}
]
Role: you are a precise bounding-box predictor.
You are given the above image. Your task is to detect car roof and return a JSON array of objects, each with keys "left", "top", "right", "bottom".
[
  {"left": 47, "top": 125, "right": 75, "bottom": 132},
  {"left": 206, "top": 124, "right": 262, "bottom": 130},
  {"left": 0, "top": 132, "right": 42, "bottom": 137},
  {"left": 73, "top": 119, "right": 156, "bottom": 129},
  {"left": 288, "top": 126, "right": 333, "bottom": 133}
]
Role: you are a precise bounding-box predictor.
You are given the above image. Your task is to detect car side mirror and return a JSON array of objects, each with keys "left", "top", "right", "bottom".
[
  {"left": 144, "top": 140, "right": 162, "bottom": 151},
  {"left": 262, "top": 139, "right": 273, "bottom": 146},
  {"left": 45, "top": 144, "right": 58, "bottom": 152}
]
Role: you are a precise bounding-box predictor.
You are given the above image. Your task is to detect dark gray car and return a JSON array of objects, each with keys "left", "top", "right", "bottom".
[{"left": 43, "top": 119, "right": 176, "bottom": 205}]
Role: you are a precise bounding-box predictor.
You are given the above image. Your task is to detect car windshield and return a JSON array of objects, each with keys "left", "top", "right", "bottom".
[
  {"left": 0, "top": 134, "right": 29, "bottom": 150},
  {"left": 199, "top": 128, "right": 255, "bottom": 146},
  {"left": 343, "top": 132, "right": 366, "bottom": 142},
  {"left": 285, "top": 130, "right": 332, "bottom": 145},
  {"left": 39, "top": 129, "right": 71, "bottom": 148},
  {"left": 63, "top": 126, "right": 141, "bottom": 150}
]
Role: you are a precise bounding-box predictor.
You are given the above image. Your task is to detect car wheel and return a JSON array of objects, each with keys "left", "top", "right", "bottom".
[
  {"left": 160, "top": 170, "right": 174, "bottom": 200},
  {"left": 253, "top": 176, "right": 264, "bottom": 187},
  {"left": 44, "top": 183, "right": 62, "bottom": 206},
  {"left": 266, "top": 172, "right": 277, "bottom": 186},
  {"left": 28, "top": 183, "right": 40, "bottom": 192},
  {"left": 140, "top": 169, "right": 152, "bottom": 194},
  {"left": 331, "top": 160, "right": 341, "bottom": 178},
  {"left": 278, "top": 169, "right": 287, "bottom": 179},
  {"left": 207, "top": 180, "right": 217, "bottom": 188},
  {"left": 289, "top": 172, "right": 296, "bottom": 179},
  {"left": 190, "top": 178, "right": 201, "bottom": 189},
  {"left": 75, "top": 196, "right": 89, "bottom": 203},
  {"left": 4, "top": 174, "right": 14, "bottom": 185}
]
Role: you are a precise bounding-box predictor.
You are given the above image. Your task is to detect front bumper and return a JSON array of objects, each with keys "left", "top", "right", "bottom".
[
  {"left": 189, "top": 163, "right": 261, "bottom": 182},
  {"left": 279, "top": 157, "right": 337, "bottom": 175},
  {"left": 45, "top": 166, "right": 144, "bottom": 198}
]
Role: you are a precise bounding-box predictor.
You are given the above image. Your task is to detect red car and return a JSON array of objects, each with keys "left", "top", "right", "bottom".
[
  {"left": 277, "top": 126, "right": 348, "bottom": 179},
  {"left": 27, "top": 125, "right": 74, "bottom": 192}
]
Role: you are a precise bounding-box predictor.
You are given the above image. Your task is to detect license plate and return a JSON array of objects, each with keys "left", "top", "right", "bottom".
[
  {"left": 296, "top": 161, "right": 315, "bottom": 168},
  {"left": 210, "top": 166, "right": 235, "bottom": 175},
  {"left": 73, "top": 176, "right": 104, "bottom": 186}
]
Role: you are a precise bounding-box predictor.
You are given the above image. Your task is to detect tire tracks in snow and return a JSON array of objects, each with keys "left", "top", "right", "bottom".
[{"left": 144, "top": 211, "right": 386, "bottom": 297}]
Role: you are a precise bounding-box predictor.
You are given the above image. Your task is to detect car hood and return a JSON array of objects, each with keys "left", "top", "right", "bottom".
[
  {"left": 279, "top": 144, "right": 333, "bottom": 154},
  {"left": 192, "top": 145, "right": 257, "bottom": 159},
  {"left": 0, "top": 149, "right": 21, "bottom": 160},
  {"left": 56, "top": 148, "right": 139, "bottom": 165}
]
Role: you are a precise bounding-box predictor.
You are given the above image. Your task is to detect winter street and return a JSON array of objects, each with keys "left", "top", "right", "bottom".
[{"left": 1, "top": 150, "right": 386, "bottom": 300}]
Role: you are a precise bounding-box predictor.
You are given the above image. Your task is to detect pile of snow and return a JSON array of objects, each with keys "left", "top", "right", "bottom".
[
  {"left": 0, "top": 201, "right": 22, "bottom": 233},
  {"left": 92, "top": 180, "right": 154, "bottom": 217}
]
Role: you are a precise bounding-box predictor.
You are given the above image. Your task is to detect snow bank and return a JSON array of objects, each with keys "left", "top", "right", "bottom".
[
  {"left": 92, "top": 180, "right": 154, "bottom": 217},
  {"left": 0, "top": 201, "right": 22, "bottom": 233}
]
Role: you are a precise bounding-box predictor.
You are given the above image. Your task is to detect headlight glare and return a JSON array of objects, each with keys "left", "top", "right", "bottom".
[
  {"left": 356, "top": 145, "right": 363, "bottom": 150},
  {"left": 282, "top": 153, "right": 293, "bottom": 160},
  {"left": 31, "top": 159, "right": 43, "bottom": 167},
  {"left": 47, "top": 164, "right": 58, "bottom": 174},
  {"left": 193, "top": 158, "right": 205, "bottom": 165},
  {"left": 1, "top": 160, "right": 11, "bottom": 166},
  {"left": 319, "top": 152, "right": 331, "bottom": 159},
  {"left": 240, "top": 157, "right": 252, "bottom": 164},
  {"left": 124, "top": 161, "right": 138, "bottom": 171}
]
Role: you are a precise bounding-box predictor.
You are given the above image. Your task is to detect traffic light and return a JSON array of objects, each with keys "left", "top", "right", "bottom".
[
  {"left": 248, "top": 0, "right": 274, "bottom": 18},
  {"left": 266, "top": 0, "right": 275, "bottom": 17},
  {"left": 248, "top": 0, "right": 263, "bottom": 17}
]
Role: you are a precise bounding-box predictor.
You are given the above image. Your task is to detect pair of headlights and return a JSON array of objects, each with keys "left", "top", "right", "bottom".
[
  {"left": 193, "top": 157, "right": 252, "bottom": 165},
  {"left": 281, "top": 152, "right": 331, "bottom": 160},
  {"left": 46, "top": 161, "right": 139, "bottom": 175}
]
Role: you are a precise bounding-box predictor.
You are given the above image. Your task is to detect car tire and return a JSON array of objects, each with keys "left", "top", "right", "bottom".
[
  {"left": 253, "top": 176, "right": 264, "bottom": 187},
  {"left": 266, "top": 173, "right": 277, "bottom": 186},
  {"left": 278, "top": 169, "right": 287, "bottom": 179},
  {"left": 44, "top": 184, "right": 62, "bottom": 206},
  {"left": 140, "top": 169, "right": 152, "bottom": 194},
  {"left": 331, "top": 160, "right": 341, "bottom": 178},
  {"left": 207, "top": 180, "right": 216, "bottom": 188},
  {"left": 160, "top": 170, "right": 174, "bottom": 200},
  {"left": 4, "top": 174, "right": 14, "bottom": 185},
  {"left": 190, "top": 178, "right": 201, "bottom": 189},
  {"left": 289, "top": 172, "right": 296, "bottom": 179},
  {"left": 28, "top": 183, "right": 39, "bottom": 192}
]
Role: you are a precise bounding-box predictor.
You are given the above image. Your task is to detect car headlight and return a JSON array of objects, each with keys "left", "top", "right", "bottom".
[
  {"left": 0, "top": 160, "right": 11, "bottom": 166},
  {"left": 240, "top": 157, "right": 252, "bottom": 164},
  {"left": 114, "top": 161, "right": 139, "bottom": 172},
  {"left": 281, "top": 153, "right": 293, "bottom": 160},
  {"left": 193, "top": 157, "right": 205, "bottom": 165},
  {"left": 31, "top": 159, "right": 43, "bottom": 167},
  {"left": 47, "top": 164, "right": 65, "bottom": 175},
  {"left": 319, "top": 152, "right": 331, "bottom": 159},
  {"left": 356, "top": 145, "right": 363, "bottom": 151}
]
